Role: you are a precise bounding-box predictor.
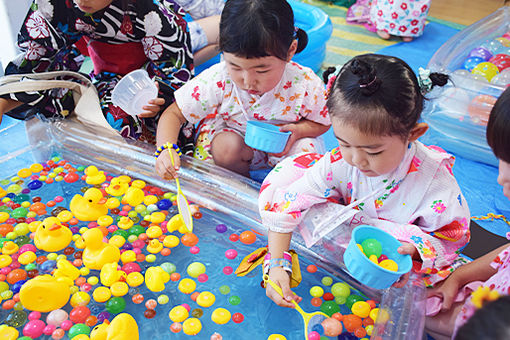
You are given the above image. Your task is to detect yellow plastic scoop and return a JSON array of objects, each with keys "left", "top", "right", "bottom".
[
  {"left": 263, "top": 274, "right": 328, "bottom": 339},
  {"left": 166, "top": 143, "right": 193, "bottom": 233}
]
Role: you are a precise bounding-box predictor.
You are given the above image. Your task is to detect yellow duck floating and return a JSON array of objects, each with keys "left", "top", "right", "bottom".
[
  {"left": 90, "top": 313, "right": 139, "bottom": 340},
  {"left": 80, "top": 228, "right": 120, "bottom": 270},
  {"left": 34, "top": 217, "right": 73, "bottom": 252},
  {"left": 105, "top": 176, "right": 131, "bottom": 197},
  {"left": 70, "top": 188, "right": 108, "bottom": 222},
  {"left": 53, "top": 259, "right": 81, "bottom": 286},
  {"left": 117, "top": 216, "right": 134, "bottom": 230},
  {"left": 19, "top": 275, "right": 70, "bottom": 312},
  {"left": 100, "top": 262, "right": 126, "bottom": 287},
  {"left": 85, "top": 165, "right": 106, "bottom": 185},
  {"left": 145, "top": 266, "right": 170, "bottom": 292}
]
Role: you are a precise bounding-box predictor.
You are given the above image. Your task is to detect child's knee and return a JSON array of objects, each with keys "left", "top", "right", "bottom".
[{"left": 210, "top": 132, "right": 252, "bottom": 165}]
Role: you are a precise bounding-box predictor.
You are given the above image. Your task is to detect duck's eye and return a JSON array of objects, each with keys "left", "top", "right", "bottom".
[
  {"left": 88, "top": 199, "right": 93, "bottom": 203},
  {"left": 93, "top": 326, "right": 99, "bottom": 330},
  {"left": 42, "top": 225, "right": 45, "bottom": 229}
]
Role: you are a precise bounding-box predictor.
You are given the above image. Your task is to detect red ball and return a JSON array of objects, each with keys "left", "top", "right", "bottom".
[
  {"left": 69, "top": 306, "right": 91, "bottom": 324},
  {"left": 232, "top": 313, "right": 244, "bottom": 323},
  {"left": 323, "top": 292, "right": 334, "bottom": 301},
  {"left": 489, "top": 53, "right": 510, "bottom": 72}
]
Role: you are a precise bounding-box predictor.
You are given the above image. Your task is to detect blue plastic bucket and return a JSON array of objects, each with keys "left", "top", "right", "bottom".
[
  {"left": 343, "top": 225, "right": 413, "bottom": 290},
  {"left": 244, "top": 121, "right": 291, "bottom": 153}
]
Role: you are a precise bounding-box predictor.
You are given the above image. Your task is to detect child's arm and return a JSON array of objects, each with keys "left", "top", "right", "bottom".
[
  {"left": 428, "top": 244, "right": 507, "bottom": 311},
  {"left": 0, "top": 98, "right": 22, "bottom": 125},
  {"left": 272, "top": 119, "right": 331, "bottom": 157},
  {"left": 155, "top": 102, "right": 188, "bottom": 180}
]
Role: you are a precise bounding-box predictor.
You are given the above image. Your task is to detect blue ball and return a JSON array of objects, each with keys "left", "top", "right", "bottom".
[
  {"left": 39, "top": 260, "right": 57, "bottom": 274},
  {"left": 311, "top": 323, "right": 324, "bottom": 335},
  {"left": 462, "top": 57, "right": 484, "bottom": 72},
  {"left": 11, "top": 280, "right": 27, "bottom": 294},
  {"left": 156, "top": 199, "right": 172, "bottom": 210},
  {"left": 6, "top": 193, "right": 16, "bottom": 199},
  {"left": 27, "top": 180, "right": 43, "bottom": 190}
]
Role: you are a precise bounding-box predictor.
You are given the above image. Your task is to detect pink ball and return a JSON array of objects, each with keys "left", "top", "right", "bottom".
[
  {"left": 0, "top": 267, "right": 10, "bottom": 275},
  {"left": 19, "top": 244, "right": 37, "bottom": 254},
  {"left": 132, "top": 248, "right": 142, "bottom": 254},
  {"left": 23, "top": 320, "right": 46, "bottom": 338},
  {"left": 131, "top": 239, "right": 145, "bottom": 248},
  {"left": 189, "top": 246, "right": 200, "bottom": 254},
  {"left": 211, "top": 332, "right": 223, "bottom": 340},
  {"left": 60, "top": 320, "right": 73, "bottom": 331},
  {"left": 308, "top": 331, "right": 321, "bottom": 340},
  {"left": 122, "top": 262, "right": 141, "bottom": 274},
  {"left": 28, "top": 311, "right": 41, "bottom": 321},
  {"left": 107, "top": 225, "right": 118, "bottom": 233},
  {"left": 88, "top": 222, "right": 98, "bottom": 228},
  {"left": 222, "top": 266, "right": 233, "bottom": 275},
  {"left": 197, "top": 273, "right": 208, "bottom": 283},
  {"left": 43, "top": 324, "right": 56, "bottom": 335},
  {"left": 181, "top": 303, "right": 191, "bottom": 312},
  {"left": 54, "top": 196, "right": 64, "bottom": 203},
  {"left": 119, "top": 211, "right": 128, "bottom": 216},
  {"left": 321, "top": 317, "right": 343, "bottom": 337},
  {"left": 225, "top": 249, "right": 238, "bottom": 260}
]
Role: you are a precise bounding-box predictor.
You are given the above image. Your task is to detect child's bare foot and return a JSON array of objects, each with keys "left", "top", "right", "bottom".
[
  {"left": 377, "top": 30, "right": 390, "bottom": 40},
  {"left": 402, "top": 36, "right": 413, "bottom": 42}
]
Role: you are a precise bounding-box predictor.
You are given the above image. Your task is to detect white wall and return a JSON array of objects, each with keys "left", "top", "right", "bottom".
[{"left": 0, "top": 0, "right": 33, "bottom": 75}]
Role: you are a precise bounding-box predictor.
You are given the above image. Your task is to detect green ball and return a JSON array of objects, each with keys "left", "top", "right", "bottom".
[
  {"left": 11, "top": 207, "right": 28, "bottom": 218},
  {"left": 335, "top": 296, "right": 347, "bottom": 305},
  {"left": 228, "top": 295, "right": 241, "bottom": 306},
  {"left": 5, "top": 310, "right": 27, "bottom": 327},
  {"left": 25, "top": 263, "right": 37, "bottom": 271},
  {"left": 106, "top": 297, "right": 126, "bottom": 314},
  {"left": 112, "top": 229, "right": 129, "bottom": 239},
  {"left": 14, "top": 235, "right": 30, "bottom": 247},
  {"left": 219, "top": 285, "right": 230, "bottom": 295},
  {"left": 68, "top": 324, "right": 90, "bottom": 339},
  {"left": 331, "top": 282, "right": 350, "bottom": 297},
  {"left": 13, "top": 194, "right": 30, "bottom": 204},
  {"left": 18, "top": 337, "right": 32, "bottom": 340},
  {"left": 160, "top": 262, "right": 176, "bottom": 274},
  {"left": 345, "top": 294, "right": 364, "bottom": 310},
  {"left": 321, "top": 276, "right": 333, "bottom": 286},
  {"left": 128, "top": 225, "right": 145, "bottom": 236},
  {"left": 361, "top": 238, "right": 382, "bottom": 258},
  {"left": 320, "top": 300, "right": 340, "bottom": 316}
]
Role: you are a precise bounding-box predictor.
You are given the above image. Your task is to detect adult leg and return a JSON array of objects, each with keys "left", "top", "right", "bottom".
[
  {"left": 210, "top": 131, "right": 253, "bottom": 176},
  {"left": 425, "top": 301, "right": 464, "bottom": 340}
]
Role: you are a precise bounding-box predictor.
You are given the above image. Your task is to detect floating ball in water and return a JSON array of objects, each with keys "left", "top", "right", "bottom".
[
  {"left": 351, "top": 301, "right": 371, "bottom": 318},
  {"left": 232, "top": 312, "right": 244, "bottom": 323},
  {"left": 239, "top": 230, "right": 256, "bottom": 244},
  {"left": 228, "top": 295, "right": 241, "bottom": 306},
  {"left": 187, "top": 262, "right": 206, "bottom": 278},
  {"left": 169, "top": 305, "right": 189, "bottom": 323},
  {"left": 310, "top": 286, "right": 324, "bottom": 298},
  {"left": 225, "top": 249, "right": 238, "bottom": 260},
  {"left": 320, "top": 300, "right": 340, "bottom": 316},
  {"left": 182, "top": 318, "right": 202, "bottom": 335},
  {"left": 345, "top": 294, "right": 364, "bottom": 310},
  {"left": 196, "top": 291, "right": 216, "bottom": 308},
  {"left": 178, "top": 278, "right": 196, "bottom": 294},
  {"left": 46, "top": 309, "right": 68, "bottom": 327},
  {"left": 215, "top": 224, "right": 227, "bottom": 233},
  {"left": 471, "top": 62, "right": 499, "bottom": 81},
  {"left": 23, "top": 319, "right": 46, "bottom": 338},
  {"left": 211, "top": 307, "right": 231, "bottom": 324},
  {"left": 105, "top": 297, "right": 126, "bottom": 314},
  {"left": 321, "top": 318, "right": 343, "bottom": 336}
]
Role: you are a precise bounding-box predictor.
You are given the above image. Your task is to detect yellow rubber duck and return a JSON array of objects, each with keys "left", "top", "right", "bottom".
[
  {"left": 2, "top": 241, "right": 19, "bottom": 255},
  {"left": 0, "top": 187, "right": 6, "bottom": 199},
  {"left": 34, "top": 217, "right": 72, "bottom": 252},
  {"left": 53, "top": 259, "right": 80, "bottom": 286},
  {"left": 100, "top": 262, "right": 125, "bottom": 287},
  {"left": 117, "top": 216, "right": 134, "bottom": 230},
  {"left": 70, "top": 188, "right": 109, "bottom": 222},
  {"left": 146, "top": 239, "right": 163, "bottom": 254},
  {"left": 81, "top": 228, "right": 120, "bottom": 270},
  {"left": 145, "top": 266, "right": 170, "bottom": 292},
  {"left": 90, "top": 313, "right": 139, "bottom": 340},
  {"left": 85, "top": 165, "right": 106, "bottom": 185},
  {"left": 19, "top": 275, "right": 70, "bottom": 312},
  {"left": 105, "top": 176, "right": 131, "bottom": 197},
  {"left": 122, "top": 187, "right": 145, "bottom": 207}
]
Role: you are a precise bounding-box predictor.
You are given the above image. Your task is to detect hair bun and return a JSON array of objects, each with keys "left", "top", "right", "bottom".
[
  {"left": 349, "top": 59, "right": 380, "bottom": 95},
  {"left": 429, "top": 72, "right": 449, "bottom": 88}
]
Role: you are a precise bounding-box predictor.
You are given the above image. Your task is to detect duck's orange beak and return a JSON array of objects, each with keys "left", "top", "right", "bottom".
[
  {"left": 49, "top": 224, "right": 61, "bottom": 231},
  {"left": 98, "top": 198, "right": 107, "bottom": 204},
  {"left": 113, "top": 185, "right": 120, "bottom": 190}
]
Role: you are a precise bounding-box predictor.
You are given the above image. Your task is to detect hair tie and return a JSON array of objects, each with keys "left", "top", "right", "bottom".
[
  {"left": 359, "top": 76, "right": 377, "bottom": 88},
  {"left": 418, "top": 67, "right": 433, "bottom": 93}
]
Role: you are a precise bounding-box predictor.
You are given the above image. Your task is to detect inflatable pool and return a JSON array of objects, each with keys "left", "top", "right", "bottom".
[
  {"left": 0, "top": 117, "right": 425, "bottom": 339},
  {"left": 424, "top": 7, "right": 510, "bottom": 166},
  {"left": 194, "top": 0, "right": 333, "bottom": 74}
]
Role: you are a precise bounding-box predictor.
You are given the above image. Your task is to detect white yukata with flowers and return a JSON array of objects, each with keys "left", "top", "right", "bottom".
[
  {"left": 370, "top": 0, "right": 430, "bottom": 37},
  {"left": 174, "top": 61, "right": 331, "bottom": 169},
  {"left": 259, "top": 141, "right": 471, "bottom": 286}
]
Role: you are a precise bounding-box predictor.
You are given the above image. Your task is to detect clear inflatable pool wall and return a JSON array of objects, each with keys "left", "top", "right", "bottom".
[
  {"left": 0, "top": 117, "right": 426, "bottom": 339},
  {"left": 424, "top": 7, "right": 510, "bottom": 166}
]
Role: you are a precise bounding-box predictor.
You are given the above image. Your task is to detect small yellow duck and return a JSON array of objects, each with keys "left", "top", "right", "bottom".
[
  {"left": 90, "top": 313, "right": 139, "bottom": 340},
  {"left": 145, "top": 266, "right": 170, "bottom": 292},
  {"left": 105, "top": 176, "right": 131, "bottom": 197},
  {"left": 2, "top": 241, "right": 19, "bottom": 255},
  {"left": 34, "top": 217, "right": 73, "bottom": 252},
  {"left": 19, "top": 275, "right": 70, "bottom": 312},
  {"left": 146, "top": 239, "right": 163, "bottom": 254},
  {"left": 122, "top": 187, "right": 145, "bottom": 207},
  {"left": 81, "top": 228, "right": 120, "bottom": 270},
  {"left": 70, "top": 188, "right": 108, "bottom": 222},
  {"left": 85, "top": 165, "right": 106, "bottom": 185},
  {"left": 117, "top": 216, "right": 134, "bottom": 230},
  {"left": 100, "top": 262, "right": 126, "bottom": 287},
  {"left": 53, "top": 259, "right": 81, "bottom": 286}
]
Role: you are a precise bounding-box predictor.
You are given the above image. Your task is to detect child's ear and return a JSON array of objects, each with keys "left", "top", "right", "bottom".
[
  {"left": 286, "top": 40, "right": 298, "bottom": 62},
  {"left": 408, "top": 122, "right": 428, "bottom": 142}
]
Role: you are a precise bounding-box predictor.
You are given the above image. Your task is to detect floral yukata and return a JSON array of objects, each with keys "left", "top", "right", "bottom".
[
  {"left": 174, "top": 61, "right": 331, "bottom": 169},
  {"left": 259, "top": 141, "right": 471, "bottom": 286},
  {"left": 3, "top": 0, "right": 194, "bottom": 143},
  {"left": 369, "top": 0, "right": 430, "bottom": 37}
]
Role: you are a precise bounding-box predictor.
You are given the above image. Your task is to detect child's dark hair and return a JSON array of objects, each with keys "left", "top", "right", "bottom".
[
  {"left": 487, "top": 86, "right": 510, "bottom": 163},
  {"left": 455, "top": 295, "right": 510, "bottom": 340},
  {"left": 325, "top": 54, "right": 448, "bottom": 139},
  {"left": 219, "top": 0, "right": 308, "bottom": 60}
]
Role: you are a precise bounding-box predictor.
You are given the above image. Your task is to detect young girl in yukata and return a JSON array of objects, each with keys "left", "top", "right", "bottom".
[
  {"left": 155, "top": 0, "right": 331, "bottom": 179},
  {"left": 426, "top": 86, "right": 510, "bottom": 340},
  {"left": 259, "top": 54, "right": 470, "bottom": 308},
  {"left": 0, "top": 0, "right": 219, "bottom": 144}
]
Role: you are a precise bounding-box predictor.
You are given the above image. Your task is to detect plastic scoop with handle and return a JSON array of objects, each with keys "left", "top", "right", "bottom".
[
  {"left": 263, "top": 274, "right": 329, "bottom": 339},
  {"left": 166, "top": 143, "right": 193, "bottom": 233}
]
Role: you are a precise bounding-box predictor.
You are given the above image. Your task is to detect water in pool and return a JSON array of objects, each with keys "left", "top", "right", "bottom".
[{"left": 0, "top": 155, "right": 378, "bottom": 339}]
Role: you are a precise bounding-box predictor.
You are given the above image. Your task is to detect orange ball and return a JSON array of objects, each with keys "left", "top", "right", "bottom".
[
  {"left": 332, "top": 312, "right": 343, "bottom": 322},
  {"left": 311, "top": 297, "right": 322, "bottom": 307},
  {"left": 239, "top": 230, "right": 256, "bottom": 245},
  {"left": 190, "top": 292, "right": 200, "bottom": 302},
  {"left": 0, "top": 224, "right": 14, "bottom": 237},
  {"left": 181, "top": 233, "right": 199, "bottom": 247},
  {"left": 342, "top": 314, "right": 362, "bottom": 333},
  {"left": 46, "top": 200, "right": 56, "bottom": 207},
  {"left": 85, "top": 315, "right": 98, "bottom": 327},
  {"left": 2, "top": 300, "right": 15, "bottom": 310},
  {"left": 307, "top": 265, "right": 318, "bottom": 273},
  {"left": 7, "top": 269, "right": 27, "bottom": 285},
  {"left": 170, "top": 273, "right": 181, "bottom": 282},
  {"left": 366, "top": 300, "right": 376, "bottom": 309},
  {"left": 354, "top": 327, "right": 367, "bottom": 338},
  {"left": 161, "top": 248, "right": 171, "bottom": 256},
  {"left": 363, "top": 317, "right": 374, "bottom": 327},
  {"left": 132, "top": 294, "right": 144, "bottom": 304}
]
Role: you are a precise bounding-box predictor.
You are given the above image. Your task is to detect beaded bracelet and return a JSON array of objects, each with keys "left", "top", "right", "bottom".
[{"left": 154, "top": 143, "right": 182, "bottom": 160}]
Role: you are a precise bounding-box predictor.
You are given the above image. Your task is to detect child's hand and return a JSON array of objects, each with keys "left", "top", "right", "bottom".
[
  {"left": 155, "top": 148, "right": 180, "bottom": 180},
  {"left": 266, "top": 267, "right": 302, "bottom": 308},
  {"left": 427, "top": 277, "right": 460, "bottom": 311},
  {"left": 138, "top": 82, "right": 165, "bottom": 118},
  {"left": 270, "top": 123, "right": 300, "bottom": 157},
  {"left": 392, "top": 242, "right": 418, "bottom": 288}
]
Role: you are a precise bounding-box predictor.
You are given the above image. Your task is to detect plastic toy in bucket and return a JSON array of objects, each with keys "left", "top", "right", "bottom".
[
  {"left": 343, "top": 225, "right": 412, "bottom": 290},
  {"left": 111, "top": 69, "right": 158, "bottom": 116},
  {"left": 244, "top": 121, "right": 291, "bottom": 153}
]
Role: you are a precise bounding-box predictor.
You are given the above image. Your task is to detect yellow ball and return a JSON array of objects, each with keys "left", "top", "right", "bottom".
[
  {"left": 144, "top": 195, "right": 158, "bottom": 206},
  {"left": 351, "top": 301, "right": 371, "bottom": 318},
  {"left": 109, "top": 235, "right": 126, "bottom": 248},
  {"left": 13, "top": 223, "right": 29, "bottom": 236},
  {"left": 97, "top": 215, "right": 113, "bottom": 227},
  {"left": 0, "top": 325, "right": 19, "bottom": 339},
  {"left": 47, "top": 253, "right": 58, "bottom": 261},
  {"left": 126, "top": 272, "right": 144, "bottom": 287},
  {"left": 163, "top": 235, "right": 180, "bottom": 248},
  {"left": 17, "top": 168, "right": 32, "bottom": 178},
  {"left": 268, "top": 335, "right": 287, "bottom": 340},
  {"left": 120, "top": 250, "right": 137, "bottom": 263},
  {"left": 182, "top": 318, "right": 202, "bottom": 336},
  {"left": 169, "top": 305, "right": 189, "bottom": 323},
  {"left": 29, "top": 163, "right": 43, "bottom": 172},
  {"left": 70, "top": 291, "right": 90, "bottom": 307},
  {"left": 93, "top": 286, "right": 111, "bottom": 303},
  {"left": 211, "top": 307, "right": 231, "bottom": 325},
  {"left": 87, "top": 276, "right": 99, "bottom": 285},
  {"left": 366, "top": 324, "right": 374, "bottom": 336},
  {"left": 379, "top": 259, "right": 398, "bottom": 272},
  {"left": 146, "top": 226, "right": 163, "bottom": 239},
  {"left": 17, "top": 251, "right": 36, "bottom": 265},
  {"left": 369, "top": 255, "right": 379, "bottom": 264},
  {"left": 369, "top": 307, "right": 379, "bottom": 322},
  {"left": 106, "top": 198, "right": 121, "bottom": 209},
  {"left": 196, "top": 291, "right": 216, "bottom": 308},
  {"left": 150, "top": 212, "right": 166, "bottom": 224},
  {"left": 0, "top": 255, "right": 12, "bottom": 268},
  {"left": 110, "top": 281, "right": 129, "bottom": 296},
  {"left": 309, "top": 286, "right": 324, "bottom": 298},
  {"left": 0, "top": 212, "right": 9, "bottom": 223},
  {"left": 178, "top": 278, "right": 196, "bottom": 294},
  {"left": 57, "top": 210, "right": 73, "bottom": 223},
  {"left": 471, "top": 62, "right": 500, "bottom": 81},
  {"left": 146, "top": 254, "right": 156, "bottom": 263},
  {"left": 80, "top": 267, "right": 90, "bottom": 276},
  {"left": 157, "top": 294, "right": 169, "bottom": 305}
]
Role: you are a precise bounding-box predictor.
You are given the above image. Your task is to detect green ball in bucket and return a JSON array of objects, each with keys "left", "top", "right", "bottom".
[
  {"left": 244, "top": 121, "right": 291, "bottom": 153},
  {"left": 343, "top": 225, "right": 413, "bottom": 290}
]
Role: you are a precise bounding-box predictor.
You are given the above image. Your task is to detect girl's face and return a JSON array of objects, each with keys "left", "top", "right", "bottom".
[
  {"left": 332, "top": 120, "right": 427, "bottom": 177},
  {"left": 223, "top": 41, "right": 297, "bottom": 96},
  {"left": 74, "top": 0, "right": 113, "bottom": 13},
  {"left": 498, "top": 160, "right": 510, "bottom": 199}
]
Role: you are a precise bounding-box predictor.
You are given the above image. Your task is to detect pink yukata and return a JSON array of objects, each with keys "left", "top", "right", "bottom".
[
  {"left": 370, "top": 0, "right": 430, "bottom": 37},
  {"left": 259, "top": 141, "right": 471, "bottom": 286},
  {"left": 174, "top": 61, "right": 331, "bottom": 169}
]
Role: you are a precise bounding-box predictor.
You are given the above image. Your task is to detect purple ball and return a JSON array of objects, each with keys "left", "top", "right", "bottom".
[
  {"left": 468, "top": 47, "right": 493, "bottom": 61},
  {"left": 97, "top": 311, "right": 110, "bottom": 323},
  {"left": 70, "top": 227, "right": 80, "bottom": 234},
  {"left": 216, "top": 224, "right": 227, "bottom": 233}
]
